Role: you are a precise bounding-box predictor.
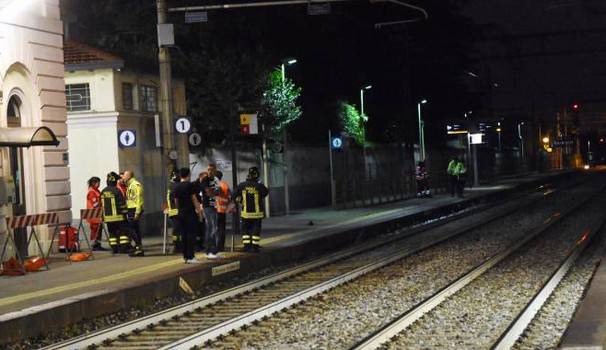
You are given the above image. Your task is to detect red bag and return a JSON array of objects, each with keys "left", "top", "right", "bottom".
[
  {"left": 1, "top": 257, "right": 25, "bottom": 276},
  {"left": 24, "top": 256, "right": 47, "bottom": 272},
  {"left": 59, "top": 226, "right": 79, "bottom": 253}
]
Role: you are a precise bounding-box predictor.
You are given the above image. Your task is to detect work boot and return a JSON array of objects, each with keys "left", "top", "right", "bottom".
[
  {"left": 92, "top": 242, "right": 108, "bottom": 251},
  {"left": 129, "top": 246, "right": 144, "bottom": 257}
]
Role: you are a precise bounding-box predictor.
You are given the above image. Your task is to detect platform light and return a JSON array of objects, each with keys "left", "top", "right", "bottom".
[
  {"left": 584, "top": 164, "right": 590, "bottom": 170},
  {"left": 542, "top": 137, "right": 550, "bottom": 144}
]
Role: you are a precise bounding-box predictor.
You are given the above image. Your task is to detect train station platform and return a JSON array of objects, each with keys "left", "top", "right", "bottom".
[
  {"left": 561, "top": 253, "right": 606, "bottom": 349},
  {"left": 0, "top": 171, "right": 573, "bottom": 344}
]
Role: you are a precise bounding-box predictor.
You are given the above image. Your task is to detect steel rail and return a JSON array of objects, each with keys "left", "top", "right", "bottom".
[
  {"left": 41, "top": 182, "right": 553, "bottom": 350},
  {"left": 159, "top": 189, "right": 556, "bottom": 349},
  {"left": 350, "top": 186, "right": 602, "bottom": 350},
  {"left": 491, "top": 217, "right": 606, "bottom": 350}
]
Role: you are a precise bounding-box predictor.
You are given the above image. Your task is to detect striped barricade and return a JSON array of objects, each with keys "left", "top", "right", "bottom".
[
  {"left": 75, "top": 208, "right": 111, "bottom": 257},
  {"left": 1, "top": 213, "right": 61, "bottom": 273}
]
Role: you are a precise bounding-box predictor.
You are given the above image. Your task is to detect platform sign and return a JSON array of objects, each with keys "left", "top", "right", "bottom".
[
  {"left": 175, "top": 117, "right": 192, "bottom": 134},
  {"left": 553, "top": 139, "right": 573, "bottom": 147},
  {"left": 118, "top": 129, "right": 136, "bottom": 148},
  {"left": 469, "top": 133, "right": 484, "bottom": 145},
  {"left": 185, "top": 11, "right": 208, "bottom": 23},
  {"left": 188, "top": 132, "right": 202, "bottom": 147},
  {"left": 447, "top": 124, "right": 467, "bottom": 134},
  {"left": 331, "top": 136, "right": 343, "bottom": 150},
  {"left": 240, "top": 113, "right": 259, "bottom": 135}
]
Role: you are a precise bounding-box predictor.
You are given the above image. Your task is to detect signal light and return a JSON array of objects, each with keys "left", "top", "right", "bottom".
[{"left": 572, "top": 103, "right": 579, "bottom": 111}]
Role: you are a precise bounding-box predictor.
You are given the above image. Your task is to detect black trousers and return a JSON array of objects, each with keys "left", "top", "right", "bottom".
[
  {"left": 457, "top": 176, "right": 466, "bottom": 197},
  {"left": 179, "top": 213, "right": 198, "bottom": 261},
  {"left": 416, "top": 179, "right": 428, "bottom": 193},
  {"left": 217, "top": 213, "right": 226, "bottom": 252},
  {"left": 106, "top": 221, "right": 128, "bottom": 253},
  {"left": 449, "top": 175, "right": 458, "bottom": 196},
  {"left": 127, "top": 209, "right": 143, "bottom": 249},
  {"left": 170, "top": 216, "right": 182, "bottom": 252},
  {"left": 242, "top": 218, "right": 262, "bottom": 247}
]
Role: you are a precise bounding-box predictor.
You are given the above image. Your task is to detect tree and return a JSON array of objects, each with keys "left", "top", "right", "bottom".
[
  {"left": 261, "top": 69, "right": 303, "bottom": 136},
  {"left": 338, "top": 101, "right": 367, "bottom": 146}
]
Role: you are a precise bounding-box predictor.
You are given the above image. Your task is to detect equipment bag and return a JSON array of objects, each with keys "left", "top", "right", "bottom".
[
  {"left": 58, "top": 226, "right": 79, "bottom": 253},
  {"left": 24, "top": 256, "right": 47, "bottom": 272}
]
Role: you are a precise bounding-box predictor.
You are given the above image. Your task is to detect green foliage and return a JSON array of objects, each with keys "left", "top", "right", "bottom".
[
  {"left": 261, "top": 70, "right": 303, "bottom": 135},
  {"left": 338, "top": 101, "right": 367, "bottom": 146}
]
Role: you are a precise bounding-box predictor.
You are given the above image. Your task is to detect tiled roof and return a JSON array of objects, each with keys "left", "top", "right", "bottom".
[{"left": 64, "top": 40, "right": 124, "bottom": 70}]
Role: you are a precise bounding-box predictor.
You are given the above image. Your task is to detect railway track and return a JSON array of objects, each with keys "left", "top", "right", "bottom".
[
  {"left": 352, "top": 184, "right": 606, "bottom": 350},
  {"left": 41, "top": 177, "right": 589, "bottom": 350}
]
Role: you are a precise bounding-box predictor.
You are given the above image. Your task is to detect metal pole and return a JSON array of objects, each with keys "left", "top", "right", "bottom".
[
  {"left": 473, "top": 143, "right": 479, "bottom": 187},
  {"left": 417, "top": 102, "right": 424, "bottom": 161},
  {"left": 360, "top": 89, "right": 365, "bottom": 117},
  {"left": 157, "top": 0, "right": 176, "bottom": 174},
  {"left": 162, "top": 213, "right": 167, "bottom": 255},
  {"left": 230, "top": 114, "right": 239, "bottom": 252},
  {"left": 262, "top": 134, "right": 271, "bottom": 217},
  {"left": 281, "top": 63, "right": 290, "bottom": 215},
  {"left": 328, "top": 130, "right": 336, "bottom": 208}
]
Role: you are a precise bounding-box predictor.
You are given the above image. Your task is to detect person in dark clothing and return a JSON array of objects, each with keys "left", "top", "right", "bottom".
[
  {"left": 166, "top": 172, "right": 182, "bottom": 253},
  {"left": 100, "top": 172, "right": 129, "bottom": 254},
  {"left": 234, "top": 167, "right": 269, "bottom": 252},
  {"left": 173, "top": 168, "right": 202, "bottom": 264}
]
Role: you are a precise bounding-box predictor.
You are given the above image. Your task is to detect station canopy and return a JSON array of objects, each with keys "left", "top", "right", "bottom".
[{"left": 0, "top": 126, "right": 59, "bottom": 147}]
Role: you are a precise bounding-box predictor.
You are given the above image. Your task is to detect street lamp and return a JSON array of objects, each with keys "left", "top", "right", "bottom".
[
  {"left": 417, "top": 99, "right": 428, "bottom": 161},
  {"left": 279, "top": 57, "right": 297, "bottom": 216},
  {"left": 360, "top": 85, "right": 372, "bottom": 118}
]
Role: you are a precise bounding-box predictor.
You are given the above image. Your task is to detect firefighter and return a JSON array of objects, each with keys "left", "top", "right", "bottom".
[
  {"left": 415, "top": 161, "right": 431, "bottom": 198},
  {"left": 234, "top": 167, "right": 269, "bottom": 253},
  {"left": 86, "top": 176, "right": 106, "bottom": 250},
  {"left": 123, "top": 170, "right": 144, "bottom": 257},
  {"left": 215, "top": 170, "right": 232, "bottom": 252},
  {"left": 166, "top": 171, "right": 182, "bottom": 253},
  {"left": 100, "top": 172, "right": 128, "bottom": 254}
]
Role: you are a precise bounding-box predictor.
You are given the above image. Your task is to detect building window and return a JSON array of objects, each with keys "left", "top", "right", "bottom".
[
  {"left": 65, "top": 83, "right": 91, "bottom": 111},
  {"left": 122, "top": 83, "right": 134, "bottom": 110},
  {"left": 139, "top": 85, "right": 157, "bottom": 112}
]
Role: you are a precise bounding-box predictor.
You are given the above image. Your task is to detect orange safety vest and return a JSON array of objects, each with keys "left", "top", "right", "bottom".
[{"left": 216, "top": 181, "right": 230, "bottom": 214}]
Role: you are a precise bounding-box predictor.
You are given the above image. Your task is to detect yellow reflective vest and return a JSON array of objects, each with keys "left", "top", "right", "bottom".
[{"left": 127, "top": 178, "right": 144, "bottom": 214}]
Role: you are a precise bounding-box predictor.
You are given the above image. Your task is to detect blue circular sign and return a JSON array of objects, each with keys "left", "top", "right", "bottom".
[{"left": 331, "top": 137, "right": 343, "bottom": 150}]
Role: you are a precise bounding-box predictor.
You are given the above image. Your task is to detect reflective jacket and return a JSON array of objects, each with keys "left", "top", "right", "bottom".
[
  {"left": 101, "top": 186, "right": 126, "bottom": 222},
  {"left": 447, "top": 160, "right": 458, "bottom": 176},
  {"left": 454, "top": 162, "right": 467, "bottom": 177},
  {"left": 126, "top": 178, "right": 144, "bottom": 214},
  {"left": 234, "top": 180, "right": 269, "bottom": 219},
  {"left": 166, "top": 183, "right": 178, "bottom": 217}
]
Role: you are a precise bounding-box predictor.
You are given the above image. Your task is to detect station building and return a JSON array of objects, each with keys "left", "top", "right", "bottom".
[
  {"left": 64, "top": 41, "right": 187, "bottom": 231},
  {"left": 0, "top": 0, "right": 70, "bottom": 253}
]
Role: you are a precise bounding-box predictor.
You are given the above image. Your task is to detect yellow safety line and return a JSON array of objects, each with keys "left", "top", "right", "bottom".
[{"left": 0, "top": 257, "right": 187, "bottom": 307}]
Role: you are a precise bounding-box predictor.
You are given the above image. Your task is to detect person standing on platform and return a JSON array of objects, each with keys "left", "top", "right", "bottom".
[
  {"left": 415, "top": 161, "right": 431, "bottom": 198},
  {"left": 215, "top": 170, "right": 231, "bottom": 252},
  {"left": 173, "top": 168, "right": 202, "bottom": 264},
  {"left": 86, "top": 177, "right": 106, "bottom": 251},
  {"left": 100, "top": 172, "right": 128, "bottom": 254},
  {"left": 447, "top": 156, "right": 458, "bottom": 197},
  {"left": 117, "top": 171, "right": 127, "bottom": 197},
  {"left": 200, "top": 164, "right": 220, "bottom": 259},
  {"left": 234, "top": 167, "right": 269, "bottom": 253},
  {"left": 455, "top": 157, "right": 467, "bottom": 198},
  {"left": 193, "top": 171, "right": 208, "bottom": 251},
  {"left": 166, "top": 171, "right": 182, "bottom": 253},
  {"left": 123, "top": 170, "right": 144, "bottom": 257}
]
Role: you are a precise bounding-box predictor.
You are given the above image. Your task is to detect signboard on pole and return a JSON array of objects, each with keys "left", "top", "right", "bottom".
[
  {"left": 118, "top": 129, "right": 136, "bottom": 148},
  {"left": 185, "top": 11, "right": 208, "bottom": 23},
  {"left": 331, "top": 136, "right": 343, "bottom": 150},
  {"left": 469, "top": 133, "right": 484, "bottom": 145},
  {"left": 240, "top": 113, "right": 259, "bottom": 135},
  {"left": 175, "top": 117, "right": 192, "bottom": 134},
  {"left": 188, "top": 132, "right": 202, "bottom": 147}
]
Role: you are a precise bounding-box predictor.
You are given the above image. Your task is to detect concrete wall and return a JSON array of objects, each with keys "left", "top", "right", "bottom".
[{"left": 0, "top": 0, "right": 70, "bottom": 252}]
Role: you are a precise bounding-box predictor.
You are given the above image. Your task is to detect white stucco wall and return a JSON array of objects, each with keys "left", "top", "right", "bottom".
[{"left": 0, "top": 0, "right": 70, "bottom": 252}]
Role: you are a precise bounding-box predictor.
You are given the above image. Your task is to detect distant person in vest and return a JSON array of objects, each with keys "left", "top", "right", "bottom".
[
  {"left": 234, "top": 167, "right": 269, "bottom": 253},
  {"left": 123, "top": 170, "right": 144, "bottom": 257},
  {"left": 86, "top": 176, "right": 106, "bottom": 251},
  {"left": 167, "top": 171, "right": 182, "bottom": 253},
  {"left": 215, "top": 170, "right": 232, "bottom": 252},
  {"left": 100, "top": 172, "right": 128, "bottom": 254}
]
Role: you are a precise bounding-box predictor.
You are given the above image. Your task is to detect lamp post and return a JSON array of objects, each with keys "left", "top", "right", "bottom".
[
  {"left": 280, "top": 58, "right": 297, "bottom": 216},
  {"left": 360, "top": 85, "right": 372, "bottom": 117},
  {"left": 417, "top": 99, "right": 428, "bottom": 161}
]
